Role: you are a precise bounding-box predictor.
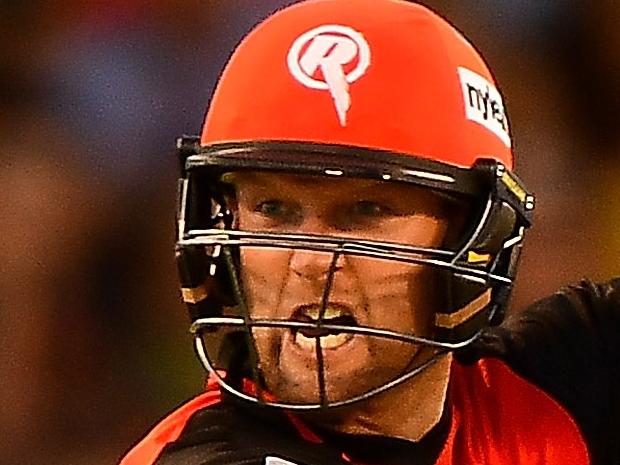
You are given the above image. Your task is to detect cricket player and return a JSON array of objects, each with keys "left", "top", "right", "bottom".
[{"left": 121, "top": 1, "right": 620, "bottom": 463}]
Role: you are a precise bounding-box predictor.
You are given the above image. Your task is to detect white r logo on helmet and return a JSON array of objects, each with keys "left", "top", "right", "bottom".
[{"left": 288, "top": 25, "right": 371, "bottom": 127}]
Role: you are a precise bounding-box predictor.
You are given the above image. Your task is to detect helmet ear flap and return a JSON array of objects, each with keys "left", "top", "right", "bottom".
[
  {"left": 435, "top": 273, "right": 492, "bottom": 343},
  {"left": 435, "top": 200, "right": 519, "bottom": 342}
]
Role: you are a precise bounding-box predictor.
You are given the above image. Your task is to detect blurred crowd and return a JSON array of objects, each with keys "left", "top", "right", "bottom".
[{"left": 0, "top": 1, "right": 618, "bottom": 464}]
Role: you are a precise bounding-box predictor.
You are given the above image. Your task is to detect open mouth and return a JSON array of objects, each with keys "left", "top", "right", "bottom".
[{"left": 291, "top": 304, "right": 358, "bottom": 350}]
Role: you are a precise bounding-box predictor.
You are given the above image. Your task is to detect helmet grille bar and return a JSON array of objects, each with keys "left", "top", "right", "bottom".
[
  {"left": 316, "top": 250, "right": 342, "bottom": 408},
  {"left": 190, "top": 317, "right": 483, "bottom": 350},
  {"left": 193, "top": 331, "right": 456, "bottom": 410}
]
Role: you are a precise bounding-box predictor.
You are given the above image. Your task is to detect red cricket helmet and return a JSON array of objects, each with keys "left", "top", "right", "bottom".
[
  {"left": 201, "top": 0, "right": 513, "bottom": 169},
  {"left": 175, "top": 0, "right": 533, "bottom": 409}
]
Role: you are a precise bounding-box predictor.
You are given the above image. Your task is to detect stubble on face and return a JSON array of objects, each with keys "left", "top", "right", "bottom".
[
  {"left": 231, "top": 172, "right": 451, "bottom": 405},
  {"left": 243, "top": 250, "right": 438, "bottom": 405}
]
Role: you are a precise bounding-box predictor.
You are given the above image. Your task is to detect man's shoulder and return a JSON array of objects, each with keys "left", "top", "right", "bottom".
[
  {"left": 121, "top": 381, "right": 349, "bottom": 465},
  {"left": 455, "top": 278, "right": 620, "bottom": 465},
  {"left": 119, "top": 383, "right": 223, "bottom": 465},
  {"left": 457, "top": 277, "right": 620, "bottom": 362},
  {"left": 445, "top": 358, "right": 589, "bottom": 465}
]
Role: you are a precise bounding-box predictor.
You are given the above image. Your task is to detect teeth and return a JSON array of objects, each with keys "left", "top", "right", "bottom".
[
  {"left": 294, "top": 332, "right": 351, "bottom": 350},
  {"left": 303, "top": 306, "right": 343, "bottom": 320}
]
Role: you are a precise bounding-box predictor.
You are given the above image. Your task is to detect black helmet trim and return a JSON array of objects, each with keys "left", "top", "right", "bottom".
[{"left": 177, "top": 138, "right": 534, "bottom": 218}]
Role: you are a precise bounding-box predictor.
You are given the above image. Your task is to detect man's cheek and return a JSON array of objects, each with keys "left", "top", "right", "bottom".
[
  {"left": 241, "top": 250, "right": 287, "bottom": 310},
  {"left": 251, "top": 328, "right": 272, "bottom": 362}
]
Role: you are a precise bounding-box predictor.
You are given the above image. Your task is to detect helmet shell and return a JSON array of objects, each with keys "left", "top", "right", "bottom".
[{"left": 201, "top": 0, "right": 513, "bottom": 170}]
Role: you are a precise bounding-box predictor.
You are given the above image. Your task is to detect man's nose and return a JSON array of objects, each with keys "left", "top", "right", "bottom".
[
  {"left": 289, "top": 215, "right": 343, "bottom": 281},
  {"left": 289, "top": 249, "right": 341, "bottom": 282}
]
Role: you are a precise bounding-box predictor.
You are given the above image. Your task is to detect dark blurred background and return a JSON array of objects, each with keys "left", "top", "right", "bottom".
[{"left": 1, "top": 1, "right": 618, "bottom": 464}]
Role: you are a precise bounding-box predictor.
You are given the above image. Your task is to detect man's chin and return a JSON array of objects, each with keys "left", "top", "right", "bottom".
[
  {"left": 267, "top": 378, "right": 368, "bottom": 406},
  {"left": 269, "top": 343, "right": 369, "bottom": 404},
  {"left": 264, "top": 364, "right": 398, "bottom": 406},
  {"left": 256, "top": 331, "right": 419, "bottom": 405}
]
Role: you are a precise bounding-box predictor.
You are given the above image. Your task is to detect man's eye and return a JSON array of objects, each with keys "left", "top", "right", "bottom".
[
  {"left": 254, "top": 200, "right": 294, "bottom": 218},
  {"left": 351, "top": 200, "right": 394, "bottom": 217}
]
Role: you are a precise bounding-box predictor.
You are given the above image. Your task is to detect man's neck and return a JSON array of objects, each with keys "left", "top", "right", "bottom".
[{"left": 310, "top": 353, "right": 453, "bottom": 442}]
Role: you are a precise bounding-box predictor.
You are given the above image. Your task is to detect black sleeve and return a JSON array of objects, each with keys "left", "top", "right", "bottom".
[
  {"left": 154, "top": 397, "right": 349, "bottom": 465},
  {"left": 456, "top": 278, "right": 620, "bottom": 465}
]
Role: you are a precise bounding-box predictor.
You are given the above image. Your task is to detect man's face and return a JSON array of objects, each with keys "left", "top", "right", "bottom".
[{"left": 229, "top": 171, "right": 455, "bottom": 405}]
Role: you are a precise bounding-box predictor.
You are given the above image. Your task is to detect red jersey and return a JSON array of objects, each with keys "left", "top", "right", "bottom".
[{"left": 120, "top": 358, "right": 588, "bottom": 465}]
